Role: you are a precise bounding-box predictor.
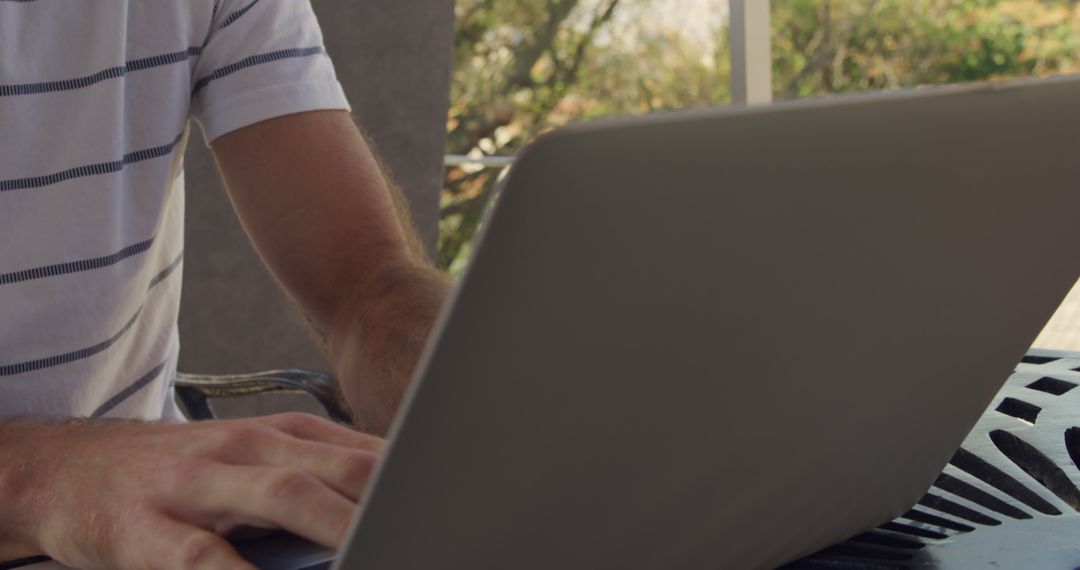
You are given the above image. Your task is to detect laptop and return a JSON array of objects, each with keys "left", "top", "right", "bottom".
[{"left": 239, "top": 75, "right": 1080, "bottom": 569}]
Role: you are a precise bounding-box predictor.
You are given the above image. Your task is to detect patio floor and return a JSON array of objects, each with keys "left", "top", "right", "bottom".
[{"left": 1033, "top": 278, "right": 1080, "bottom": 351}]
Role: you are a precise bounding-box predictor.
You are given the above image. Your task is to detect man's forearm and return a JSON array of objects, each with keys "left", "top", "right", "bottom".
[
  {"left": 211, "top": 110, "right": 452, "bottom": 434},
  {"left": 0, "top": 422, "right": 45, "bottom": 561},
  {"left": 212, "top": 111, "right": 415, "bottom": 330},
  {"left": 326, "top": 161, "right": 451, "bottom": 433},
  {"left": 328, "top": 261, "right": 451, "bottom": 433}
]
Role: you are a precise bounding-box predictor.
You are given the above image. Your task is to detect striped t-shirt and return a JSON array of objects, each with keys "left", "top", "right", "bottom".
[{"left": 0, "top": 1, "right": 349, "bottom": 420}]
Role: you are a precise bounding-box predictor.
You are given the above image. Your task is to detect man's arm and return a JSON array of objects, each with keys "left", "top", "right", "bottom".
[
  {"left": 0, "top": 112, "right": 426, "bottom": 565},
  {"left": 210, "top": 110, "right": 452, "bottom": 435}
]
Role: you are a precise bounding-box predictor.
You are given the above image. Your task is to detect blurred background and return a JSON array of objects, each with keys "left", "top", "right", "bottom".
[
  {"left": 438, "top": 0, "right": 1080, "bottom": 349},
  {"left": 181, "top": 0, "right": 1080, "bottom": 418}
]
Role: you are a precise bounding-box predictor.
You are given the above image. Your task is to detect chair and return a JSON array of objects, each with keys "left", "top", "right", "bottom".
[{"left": 173, "top": 369, "right": 352, "bottom": 424}]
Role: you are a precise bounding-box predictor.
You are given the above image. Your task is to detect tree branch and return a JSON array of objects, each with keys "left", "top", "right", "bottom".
[
  {"left": 447, "top": 0, "right": 584, "bottom": 157},
  {"left": 507, "top": 0, "right": 582, "bottom": 89},
  {"left": 780, "top": 0, "right": 881, "bottom": 98}
]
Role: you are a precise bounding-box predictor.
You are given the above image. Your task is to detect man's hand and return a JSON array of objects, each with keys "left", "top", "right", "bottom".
[{"left": 0, "top": 413, "right": 383, "bottom": 569}]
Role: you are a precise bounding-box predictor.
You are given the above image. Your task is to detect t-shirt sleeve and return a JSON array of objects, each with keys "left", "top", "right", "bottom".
[{"left": 189, "top": 0, "right": 350, "bottom": 143}]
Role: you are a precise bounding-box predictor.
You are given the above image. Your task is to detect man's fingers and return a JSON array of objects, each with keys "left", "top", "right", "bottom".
[
  {"left": 199, "top": 420, "right": 378, "bottom": 502},
  {"left": 138, "top": 515, "right": 256, "bottom": 570},
  {"left": 256, "top": 412, "right": 386, "bottom": 453},
  {"left": 190, "top": 464, "right": 356, "bottom": 549},
  {"left": 227, "top": 432, "right": 378, "bottom": 502}
]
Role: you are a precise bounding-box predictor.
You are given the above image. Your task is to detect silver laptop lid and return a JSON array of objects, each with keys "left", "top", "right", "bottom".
[{"left": 338, "top": 76, "right": 1080, "bottom": 570}]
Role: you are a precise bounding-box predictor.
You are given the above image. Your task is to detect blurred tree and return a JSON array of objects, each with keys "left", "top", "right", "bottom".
[
  {"left": 773, "top": 0, "right": 1080, "bottom": 98},
  {"left": 442, "top": 0, "right": 640, "bottom": 272},
  {"left": 440, "top": 0, "right": 1080, "bottom": 275}
]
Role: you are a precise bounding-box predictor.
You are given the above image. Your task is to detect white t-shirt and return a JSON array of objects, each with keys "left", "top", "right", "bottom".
[{"left": 0, "top": 0, "right": 350, "bottom": 420}]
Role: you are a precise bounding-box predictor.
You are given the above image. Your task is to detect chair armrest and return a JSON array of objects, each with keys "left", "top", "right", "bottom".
[{"left": 174, "top": 369, "right": 352, "bottom": 425}]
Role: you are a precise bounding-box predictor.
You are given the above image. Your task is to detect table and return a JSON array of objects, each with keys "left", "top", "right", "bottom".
[
  {"left": 6, "top": 349, "right": 1080, "bottom": 569},
  {"left": 789, "top": 348, "right": 1080, "bottom": 568}
]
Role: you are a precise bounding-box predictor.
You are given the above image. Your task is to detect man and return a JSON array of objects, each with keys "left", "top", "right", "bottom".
[{"left": 0, "top": 1, "right": 450, "bottom": 568}]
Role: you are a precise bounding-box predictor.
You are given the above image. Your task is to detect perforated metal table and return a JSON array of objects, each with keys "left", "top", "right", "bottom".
[{"left": 789, "top": 348, "right": 1080, "bottom": 569}]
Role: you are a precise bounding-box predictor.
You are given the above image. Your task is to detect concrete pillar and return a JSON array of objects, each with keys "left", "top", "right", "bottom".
[
  {"left": 179, "top": 1, "right": 455, "bottom": 375},
  {"left": 730, "top": 0, "right": 773, "bottom": 105}
]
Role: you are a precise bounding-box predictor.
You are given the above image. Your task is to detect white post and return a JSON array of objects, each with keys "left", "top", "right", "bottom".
[{"left": 729, "top": 0, "right": 773, "bottom": 105}]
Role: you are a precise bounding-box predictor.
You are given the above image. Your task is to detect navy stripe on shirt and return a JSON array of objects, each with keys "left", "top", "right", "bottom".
[
  {"left": 0, "top": 251, "right": 183, "bottom": 377},
  {"left": 0, "top": 47, "right": 201, "bottom": 98},
  {"left": 191, "top": 46, "right": 323, "bottom": 95},
  {"left": 220, "top": 0, "right": 260, "bottom": 30},
  {"left": 90, "top": 360, "right": 168, "bottom": 417},
  {"left": 0, "top": 308, "right": 144, "bottom": 377},
  {"left": 0, "top": 237, "right": 154, "bottom": 286},
  {"left": 0, "top": 132, "right": 184, "bottom": 193},
  {"left": 147, "top": 252, "right": 185, "bottom": 290}
]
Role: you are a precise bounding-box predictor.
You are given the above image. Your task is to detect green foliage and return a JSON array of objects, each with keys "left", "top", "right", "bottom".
[
  {"left": 772, "top": 0, "right": 1080, "bottom": 98},
  {"left": 440, "top": 0, "right": 1080, "bottom": 275}
]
